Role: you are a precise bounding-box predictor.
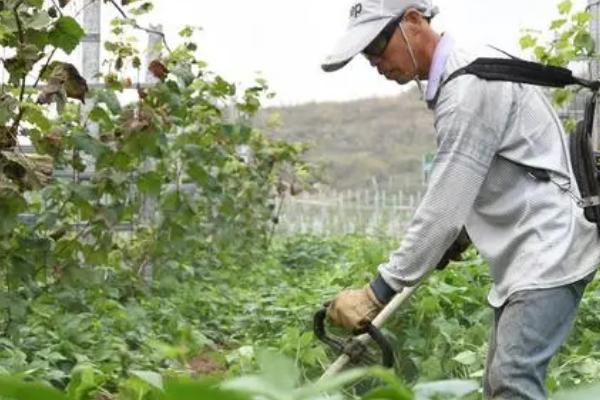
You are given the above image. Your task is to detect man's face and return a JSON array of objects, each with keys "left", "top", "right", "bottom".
[{"left": 364, "top": 17, "right": 421, "bottom": 84}]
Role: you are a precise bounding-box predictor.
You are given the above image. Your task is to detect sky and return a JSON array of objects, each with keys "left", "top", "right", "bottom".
[{"left": 110, "top": 0, "right": 590, "bottom": 106}]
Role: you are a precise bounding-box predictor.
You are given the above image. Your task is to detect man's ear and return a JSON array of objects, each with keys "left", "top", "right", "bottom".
[{"left": 403, "top": 8, "right": 426, "bottom": 26}]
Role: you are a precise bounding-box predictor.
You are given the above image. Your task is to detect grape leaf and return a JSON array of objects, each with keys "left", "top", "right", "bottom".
[{"left": 48, "top": 16, "right": 85, "bottom": 54}]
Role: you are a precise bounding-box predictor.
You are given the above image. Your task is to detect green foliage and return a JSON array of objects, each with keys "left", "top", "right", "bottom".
[
  {"left": 519, "top": 0, "right": 596, "bottom": 117},
  {"left": 520, "top": 0, "right": 594, "bottom": 68},
  {"left": 0, "top": 352, "right": 479, "bottom": 400},
  {"left": 0, "top": 376, "right": 65, "bottom": 400},
  {"left": 0, "top": 233, "right": 598, "bottom": 398},
  {"left": 48, "top": 16, "right": 85, "bottom": 54},
  {"left": 0, "top": 0, "right": 309, "bottom": 339},
  {"left": 0, "top": 1, "right": 599, "bottom": 399},
  {"left": 0, "top": 0, "right": 309, "bottom": 396}
]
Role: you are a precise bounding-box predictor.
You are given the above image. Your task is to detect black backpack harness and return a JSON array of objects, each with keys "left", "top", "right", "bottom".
[{"left": 441, "top": 55, "right": 600, "bottom": 232}]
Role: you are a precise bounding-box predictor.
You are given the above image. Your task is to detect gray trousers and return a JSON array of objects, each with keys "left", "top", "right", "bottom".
[{"left": 483, "top": 273, "right": 594, "bottom": 399}]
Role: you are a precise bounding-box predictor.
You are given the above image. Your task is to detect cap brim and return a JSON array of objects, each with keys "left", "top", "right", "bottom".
[{"left": 321, "top": 17, "right": 393, "bottom": 73}]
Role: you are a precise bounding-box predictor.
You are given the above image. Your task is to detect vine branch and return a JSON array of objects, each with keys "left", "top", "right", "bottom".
[
  {"left": 106, "top": 0, "right": 173, "bottom": 54},
  {"left": 33, "top": 48, "right": 58, "bottom": 89},
  {"left": 587, "top": 1, "right": 600, "bottom": 11},
  {"left": 50, "top": 0, "right": 64, "bottom": 17}
]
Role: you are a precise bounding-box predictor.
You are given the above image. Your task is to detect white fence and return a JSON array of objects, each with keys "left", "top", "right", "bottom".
[{"left": 276, "top": 187, "right": 423, "bottom": 237}]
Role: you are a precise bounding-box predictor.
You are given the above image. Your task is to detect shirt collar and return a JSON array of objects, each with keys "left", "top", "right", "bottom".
[{"left": 425, "top": 34, "right": 454, "bottom": 106}]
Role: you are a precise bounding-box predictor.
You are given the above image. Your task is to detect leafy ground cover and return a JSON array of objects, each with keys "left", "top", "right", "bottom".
[{"left": 1, "top": 234, "right": 600, "bottom": 399}]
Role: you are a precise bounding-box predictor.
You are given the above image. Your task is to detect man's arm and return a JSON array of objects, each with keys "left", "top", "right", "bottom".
[{"left": 370, "top": 79, "right": 505, "bottom": 304}]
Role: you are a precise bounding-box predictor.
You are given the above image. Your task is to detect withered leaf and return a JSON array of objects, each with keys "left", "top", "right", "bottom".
[
  {"left": 62, "top": 64, "right": 88, "bottom": 102},
  {"left": 37, "top": 78, "right": 64, "bottom": 105},
  {"left": 37, "top": 62, "right": 88, "bottom": 106},
  {"left": 138, "top": 87, "right": 148, "bottom": 100},
  {"left": 148, "top": 59, "right": 169, "bottom": 81},
  {"left": 122, "top": 109, "right": 152, "bottom": 132},
  {"left": 0, "top": 126, "right": 17, "bottom": 150},
  {"left": 58, "top": 0, "right": 71, "bottom": 7},
  {"left": 118, "top": 107, "right": 150, "bottom": 137},
  {"left": 1, "top": 151, "right": 54, "bottom": 191}
]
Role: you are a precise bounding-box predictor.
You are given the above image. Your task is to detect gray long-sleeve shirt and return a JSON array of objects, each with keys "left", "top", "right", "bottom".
[{"left": 378, "top": 43, "right": 600, "bottom": 307}]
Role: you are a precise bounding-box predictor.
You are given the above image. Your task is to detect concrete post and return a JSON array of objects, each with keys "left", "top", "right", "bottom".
[
  {"left": 140, "top": 26, "right": 163, "bottom": 282},
  {"left": 82, "top": 0, "right": 101, "bottom": 83},
  {"left": 145, "top": 24, "right": 163, "bottom": 83}
]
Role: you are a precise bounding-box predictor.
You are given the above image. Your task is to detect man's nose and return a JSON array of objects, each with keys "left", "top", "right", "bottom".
[{"left": 366, "top": 55, "right": 381, "bottom": 67}]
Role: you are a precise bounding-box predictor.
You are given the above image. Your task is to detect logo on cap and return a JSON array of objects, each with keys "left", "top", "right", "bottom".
[{"left": 350, "top": 3, "right": 363, "bottom": 18}]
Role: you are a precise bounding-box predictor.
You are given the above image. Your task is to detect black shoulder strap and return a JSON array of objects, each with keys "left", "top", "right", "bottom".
[
  {"left": 441, "top": 52, "right": 600, "bottom": 231},
  {"left": 444, "top": 57, "right": 600, "bottom": 91}
]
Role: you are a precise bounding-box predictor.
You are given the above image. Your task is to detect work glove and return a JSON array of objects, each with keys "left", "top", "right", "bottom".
[{"left": 326, "top": 285, "right": 384, "bottom": 331}]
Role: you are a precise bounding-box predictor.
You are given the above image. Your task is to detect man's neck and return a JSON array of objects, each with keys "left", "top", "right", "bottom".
[{"left": 420, "top": 31, "right": 441, "bottom": 79}]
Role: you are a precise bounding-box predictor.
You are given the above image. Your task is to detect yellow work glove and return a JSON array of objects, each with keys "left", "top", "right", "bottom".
[{"left": 326, "top": 285, "right": 384, "bottom": 331}]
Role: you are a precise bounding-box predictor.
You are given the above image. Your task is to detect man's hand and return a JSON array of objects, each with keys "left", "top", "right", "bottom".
[
  {"left": 326, "top": 285, "right": 384, "bottom": 331},
  {"left": 437, "top": 228, "right": 471, "bottom": 270}
]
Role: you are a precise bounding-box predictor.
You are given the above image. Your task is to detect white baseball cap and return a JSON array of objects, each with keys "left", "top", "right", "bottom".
[{"left": 322, "top": 0, "right": 439, "bottom": 72}]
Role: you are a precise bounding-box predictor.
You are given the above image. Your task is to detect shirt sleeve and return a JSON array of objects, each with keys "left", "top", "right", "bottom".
[{"left": 376, "top": 78, "right": 507, "bottom": 291}]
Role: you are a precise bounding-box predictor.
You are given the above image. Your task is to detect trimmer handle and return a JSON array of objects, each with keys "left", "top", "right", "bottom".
[{"left": 313, "top": 308, "right": 395, "bottom": 368}]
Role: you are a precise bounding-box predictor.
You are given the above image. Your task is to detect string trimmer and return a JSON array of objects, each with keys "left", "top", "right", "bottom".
[{"left": 314, "top": 280, "right": 425, "bottom": 380}]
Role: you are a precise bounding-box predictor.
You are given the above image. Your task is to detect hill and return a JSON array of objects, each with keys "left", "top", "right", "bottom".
[{"left": 256, "top": 88, "right": 437, "bottom": 193}]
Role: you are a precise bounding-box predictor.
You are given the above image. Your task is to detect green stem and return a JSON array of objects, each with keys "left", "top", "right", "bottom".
[
  {"left": 106, "top": 0, "right": 173, "bottom": 53},
  {"left": 32, "top": 47, "right": 58, "bottom": 89},
  {"left": 49, "top": 0, "right": 63, "bottom": 17}
]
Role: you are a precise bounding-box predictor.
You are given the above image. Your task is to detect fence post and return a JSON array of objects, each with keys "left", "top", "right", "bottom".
[
  {"left": 138, "top": 26, "right": 163, "bottom": 282},
  {"left": 82, "top": 0, "right": 101, "bottom": 83}
]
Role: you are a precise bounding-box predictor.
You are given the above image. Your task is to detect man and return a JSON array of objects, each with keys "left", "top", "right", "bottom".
[{"left": 321, "top": 0, "right": 600, "bottom": 398}]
